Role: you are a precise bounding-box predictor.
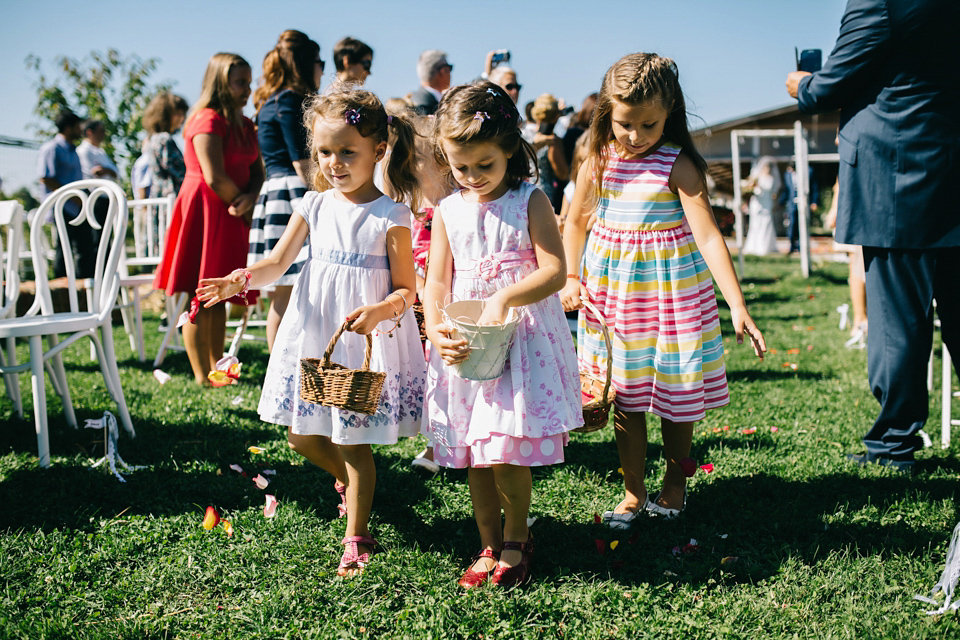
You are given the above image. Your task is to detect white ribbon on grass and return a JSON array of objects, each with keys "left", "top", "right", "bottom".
[
  {"left": 84, "top": 411, "right": 146, "bottom": 482},
  {"left": 915, "top": 520, "right": 960, "bottom": 615}
]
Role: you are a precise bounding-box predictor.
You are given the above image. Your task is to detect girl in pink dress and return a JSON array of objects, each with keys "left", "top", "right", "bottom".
[{"left": 423, "top": 83, "right": 583, "bottom": 588}]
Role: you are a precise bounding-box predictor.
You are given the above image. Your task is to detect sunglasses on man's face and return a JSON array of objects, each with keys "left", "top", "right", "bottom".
[
  {"left": 315, "top": 59, "right": 325, "bottom": 73},
  {"left": 505, "top": 83, "right": 522, "bottom": 92},
  {"left": 359, "top": 59, "right": 372, "bottom": 72}
]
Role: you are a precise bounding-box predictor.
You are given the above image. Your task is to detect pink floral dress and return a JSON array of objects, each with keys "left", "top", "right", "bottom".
[{"left": 424, "top": 182, "right": 583, "bottom": 468}]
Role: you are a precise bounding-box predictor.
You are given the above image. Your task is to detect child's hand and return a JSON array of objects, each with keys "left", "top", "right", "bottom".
[
  {"left": 560, "top": 279, "right": 587, "bottom": 311},
  {"left": 345, "top": 306, "right": 382, "bottom": 335},
  {"left": 197, "top": 273, "right": 245, "bottom": 307},
  {"left": 477, "top": 295, "right": 509, "bottom": 325},
  {"left": 430, "top": 323, "right": 469, "bottom": 366},
  {"left": 731, "top": 307, "right": 766, "bottom": 360}
]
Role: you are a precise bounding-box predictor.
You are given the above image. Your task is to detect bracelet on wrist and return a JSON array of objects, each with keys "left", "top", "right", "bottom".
[
  {"left": 566, "top": 274, "right": 580, "bottom": 280},
  {"left": 231, "top": 268, "right": 253, "bottom": 303}
]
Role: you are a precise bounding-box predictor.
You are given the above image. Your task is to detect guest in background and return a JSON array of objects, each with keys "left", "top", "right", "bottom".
[
  {"left": 142, "top": 91, "right": 189, "bottom": 198},
  {"left": 248, "top": 29, "right": 321, "bottom": 351},
  {"left": 332, "top": 37, "right": 373, "bottom": 86},
  {"left": 154, "top": 53, "right": 263, "bottom": 385},
  {"left": 741, "top": 156, "right": 781, "bottom": 256},
  {"left": 76, "top": 119, "right": 118, "bottom": 181},
  {"left": 530, "top": 94, "right": 569, "bottom": 215},
  {"left": 410, "top": 50, "right": 452, "bottom": 115},
  {"left": 489, "top": 65, "right": 521, "bottom": 105}
]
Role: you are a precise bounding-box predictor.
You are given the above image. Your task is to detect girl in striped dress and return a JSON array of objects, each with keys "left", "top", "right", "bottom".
[{"left": 561, "top": 53, "right": 766, "bottom": 528}]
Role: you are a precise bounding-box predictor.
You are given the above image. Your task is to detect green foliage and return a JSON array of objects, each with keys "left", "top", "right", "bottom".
[
  {"left": 25, "top": 49, "right": 171, "bottom": 181},
  {"left": 0, "top": 258, "right": 958, "bottom": 638},
  {"left": 0, "top": 187, "right": 40, "bottom": 211}
]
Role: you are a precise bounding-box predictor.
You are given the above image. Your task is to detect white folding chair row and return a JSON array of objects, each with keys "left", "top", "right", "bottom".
[{"left": 0, "top": 181, "right": 135, "bottom": 467}]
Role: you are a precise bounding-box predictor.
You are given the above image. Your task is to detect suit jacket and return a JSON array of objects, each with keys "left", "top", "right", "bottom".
[
  {"left": 410, "top": 87, "right": 439, "bottom": 116},
  {"left": 797, "top": 0, "right": 960, "bottom": 249}
]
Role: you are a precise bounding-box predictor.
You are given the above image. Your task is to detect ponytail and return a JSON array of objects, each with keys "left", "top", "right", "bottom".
[{"left": 383, "top": 113, "right": 422, "bottom": 214}]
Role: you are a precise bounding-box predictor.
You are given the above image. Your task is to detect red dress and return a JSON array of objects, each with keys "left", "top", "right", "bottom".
[{"left": 154, "top": 109, "right": 260, "bottom": 301}]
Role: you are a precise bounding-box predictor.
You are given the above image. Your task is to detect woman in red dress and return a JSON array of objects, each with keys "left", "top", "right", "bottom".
[{"left": 154, "top": 52, "right": 264, "bottom": 384}]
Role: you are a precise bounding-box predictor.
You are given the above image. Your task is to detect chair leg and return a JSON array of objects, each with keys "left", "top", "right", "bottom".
[
  {"left": 2, "top": 337, "right": 23, "bottom": 418},
  {"left": 154, "top": 292, "right": 188, "bottom": 368},
  {"left": 46, "top": 335, "right": 77, "bottom": 429},
  {"left": 227, "top": 303, "right": 251, "bottom": 358},
  {"left": 97, "top": 322, "right": 135, "bottom": 438},
  {"left": 87, "top": 287, "right": 98, "bottom": 361},
  {"left": 118, "top": 286, "right": 137, "bottom": 354},
  {"left": 943, "top": 344, "right": 953, "bottom": 450},
  {"left": 133, "top": 286, "right": 146, "bottom": 362},
  {"left": 29, "top": 335, "right": 51, "bottom": 468}
]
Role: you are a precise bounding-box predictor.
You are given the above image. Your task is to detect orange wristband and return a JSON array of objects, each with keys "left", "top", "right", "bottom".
[{"left": 566, "top": 274, "right": 580, "bottom": 280}]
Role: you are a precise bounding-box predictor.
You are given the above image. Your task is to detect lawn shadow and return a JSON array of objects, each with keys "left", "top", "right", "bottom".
[
  {"left": 725, "top": 369, "right": 828, "bottom": 383},
  {"left": 534, "top": 471, "right": 958, "bottom": 589}
]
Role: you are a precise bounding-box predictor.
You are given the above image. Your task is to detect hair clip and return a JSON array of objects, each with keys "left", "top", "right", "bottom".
[
  {"left": 499, "top": 105, "right": 511, "bottom": 119},
  {"left": 486, "top": 88, "right": 500, "bottom": 97},
  {"left": 344, "top": 108, "right": 361, "bottom": 125},
  {"left": 386, "top": 115, "right": 393, "bottom": 125},
  {"left": 474, "top": 111, "right": 490, "bottom": 121}
]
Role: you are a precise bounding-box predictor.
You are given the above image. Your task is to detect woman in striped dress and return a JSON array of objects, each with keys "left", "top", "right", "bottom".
[
  {"left": 561, "top": 53, "right": 766, "bottom": 528},
  {"left": 248, "top": 30, "right": 322, "bottom": 349}
]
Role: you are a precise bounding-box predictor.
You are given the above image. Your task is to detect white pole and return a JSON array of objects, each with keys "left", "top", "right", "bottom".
[
  {"left": 794, "top": 120, "right": 811, "bottom": 278},
  {"left": 731, "top": 131, "right": 744, "bottom": 276}
]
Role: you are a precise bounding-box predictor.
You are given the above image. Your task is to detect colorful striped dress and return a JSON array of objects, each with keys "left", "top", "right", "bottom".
[{"left": 578, "top": 142, "right": 729, "bottom": 422}]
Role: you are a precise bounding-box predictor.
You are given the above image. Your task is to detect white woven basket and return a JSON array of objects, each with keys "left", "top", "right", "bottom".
[{"left": 442, "top": 299, "right": 521, "bottom": 381}]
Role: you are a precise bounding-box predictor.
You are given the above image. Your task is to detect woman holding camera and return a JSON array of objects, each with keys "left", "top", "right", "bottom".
[{"left": 531, "top": 93, "right": 569, "bottom": 215}]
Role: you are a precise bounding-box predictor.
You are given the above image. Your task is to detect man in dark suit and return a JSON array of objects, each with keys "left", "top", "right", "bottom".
[
  {"left": 411, "top": 50, "right": 452, "bottom": 115},
  {"left": 787, "top": 0, "right": 959, "bottom": 471}
]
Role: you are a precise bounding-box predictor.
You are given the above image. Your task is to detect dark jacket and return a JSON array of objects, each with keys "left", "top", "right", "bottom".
[
  {"left": 410, "top": 87, "right": 439, "bottom": 116},
  {"left": 797, "top": 0, "right": 960, "bottom": 248}
]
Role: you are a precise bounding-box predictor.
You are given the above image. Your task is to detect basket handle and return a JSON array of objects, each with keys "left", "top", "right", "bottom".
[
  {"left": 580, "top": 299, "right": 613, "bottom": 406},
  {"left": 322, "top": 320, "right": 374, "bottom": 370}
]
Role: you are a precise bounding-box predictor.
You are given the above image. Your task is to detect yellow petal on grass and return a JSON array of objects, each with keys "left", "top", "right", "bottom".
[
  {"left": 222, "top": 520, "right": 234, "bottom": 537},
  {"left": 207, "top": 370, "right": 236, "bottom": 387},
  {"left": 248, "top": 446, "right": 264, "bottom": 454},
  {"left": 610, "top": 540, "right": 620, "bottom": 550}
]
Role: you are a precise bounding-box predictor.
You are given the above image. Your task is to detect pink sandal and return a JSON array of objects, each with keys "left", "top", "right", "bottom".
[
  {"left": 337, "top": 535, "right": 379, "bottom": 577},
  {"left": 334, "top": 481, "right": 347, "bottom": 518}
]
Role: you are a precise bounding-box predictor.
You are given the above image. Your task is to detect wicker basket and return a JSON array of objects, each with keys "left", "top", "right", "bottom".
[
  {"left": 412, "top": 298, "right": 427, "bottom": 344},
  {"left": 573, "top": 300, "right": 616, "bottom": 433},
  {"left": 299, "top": 321, "right": 386, "bottom": 415}
]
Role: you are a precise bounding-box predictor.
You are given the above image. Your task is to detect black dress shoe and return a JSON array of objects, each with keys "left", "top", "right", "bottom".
[{"left": 846, "top": 452, "right": 915, "bottom": 474}]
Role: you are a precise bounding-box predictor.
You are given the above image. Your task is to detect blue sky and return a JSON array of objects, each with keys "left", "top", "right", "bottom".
[{"left": 1, "top": 0, "right": 846, "bottom": 191}]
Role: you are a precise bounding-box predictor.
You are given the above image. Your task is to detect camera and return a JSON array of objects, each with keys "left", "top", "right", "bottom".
[
  {"left": 538, "top": 121, "right": 555, "bottom": 136},
  {"left": 795, "top": 48, "right": 822, "bottom": 73},
  {"left": 491, "top": 50, "right": 510, "bottom": 67}
]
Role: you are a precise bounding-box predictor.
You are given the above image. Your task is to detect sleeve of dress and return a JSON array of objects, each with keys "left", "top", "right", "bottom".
[
  {"left": 294, "top": 190, "right": 320, "bottom": 224},
  {"left": 797, "top": 0, "right": 892, "bottom": 114},
  {"left": 190, "top": 109, "right": 229, "bottom": 138},
  {"left": 386, "top": 201, "right": 412, "bottom": 230},
  {"left": 277, "top": 91, "right": 310, "bottom": 162}
]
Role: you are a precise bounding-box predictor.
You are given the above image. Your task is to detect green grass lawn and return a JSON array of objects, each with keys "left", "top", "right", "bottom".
[{"left": 1, "top": 256, "right": 958, "bottom": 639}]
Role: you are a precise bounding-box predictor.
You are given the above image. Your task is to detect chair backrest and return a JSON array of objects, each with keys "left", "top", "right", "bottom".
[
  {"left": 0, "top": 200, "right": 24, "bottom": 320},
  {"left": 127, "top": 194, "right": 175, "bottom": 268},
  {"left": 32, "top": 179, "right": 128, "bottom": 322}
]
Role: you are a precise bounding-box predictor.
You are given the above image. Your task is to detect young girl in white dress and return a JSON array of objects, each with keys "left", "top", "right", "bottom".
[
  {"left": 197, "top": 88, "right": 426, "bottom": 577},
  {"left": 423, "top": 83, "right": 583, "bottom": 588}
]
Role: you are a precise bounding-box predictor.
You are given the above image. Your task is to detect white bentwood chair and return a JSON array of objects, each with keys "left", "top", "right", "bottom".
[
  {"left": 0, "top": 180, "right": 135, "bottom": 467},
  {"left": 0, "top": 200, "right": 25, "bottom": 417}
]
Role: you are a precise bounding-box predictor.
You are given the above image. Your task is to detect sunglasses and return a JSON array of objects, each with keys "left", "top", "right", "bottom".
[
  {"left": 315, "top": 58, "right": 325, "bottom": 73},
  {"left": 505, "top": 83, "right": 522, "bottom": 92},
  {"left": 359, "top": 59, "right": 372, "bottom": 72}
]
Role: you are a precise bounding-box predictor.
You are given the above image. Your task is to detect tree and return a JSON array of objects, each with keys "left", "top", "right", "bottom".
[{"left": 26, "top": 49, "right": 171, "bottom": 184}]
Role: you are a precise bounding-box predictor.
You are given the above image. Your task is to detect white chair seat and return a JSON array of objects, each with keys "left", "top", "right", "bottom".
[{"left": 0, "top": 312, "right": 99, "bottom": 337}]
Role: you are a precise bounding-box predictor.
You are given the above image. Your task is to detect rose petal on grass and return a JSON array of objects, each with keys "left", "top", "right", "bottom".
[
  {"left": 721, "top": 556, "right": 739, "bottom": 567},
  {"left": 699, "top": 463, "right": 715, "bottom": 473},
  {"left": 678, "top": 457, "right": 697, "bottom": 477},
  {"left": 770, "top": 427, "right": 779, "bottom": 433},
  {"left": 248, "top": 446, "right": 264, "bottom": 454},
  {"left": 226, "top": 362, "right": 242, "bottom": 379},
  {"left": 610, "top": 540, "right": 620, "bottom": 550},
  {"left": 229, "top": 464, "right": 244, "bottom": 474},
  {"left": 263, "top": 494, "right": 277, "bottom": 518},
  {"left": 594, "top": 513, "right": 602, "bottom": 524},
  {"left": 806, "top": 344, "right": 814, "bottom": 351},
  {"left": 741, "top": 427, "right": 757, "bottom": 435},
  {"left": 153, "top": 369, "right": 171, "bottom": 385},
  {"left": 202, "top": 506, "right": 220, "bottom": 530},
  {"left": 261, "top": 469, "right": 276, "bottom": 476},
  {"left": 664, "top": 570, "right": 678, "bottom": 577},
  {"left": 253, "top": 474, "right": 269, "bottom": 490},
  {"left": 222, "top": 519, "right": 234, "bottom": 537},
  {"left": 231, "top": 396, "right": 243, "bottom": 406},
  {"left": 207, "top": 371, "right": 235, "bottom": 387},
  {"left": 595, "top": 539, "right": 606, "bottom": 555},
  {"left": 787, "top": 348, "right": 800, "bottom": 355},
  {"left": 526, "top": 517, "right": 538, "bottom": 527}
]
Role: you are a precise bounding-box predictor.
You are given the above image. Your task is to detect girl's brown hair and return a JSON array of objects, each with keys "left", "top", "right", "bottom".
[
  {"left": 303, "top": 87, "right": 421, "bottom": 212},
  {"left": 433, "top": 81, "right": 537, "bottom": 190},
  {"left": 188, "top": 52, "right": 252, "bottom": 136},
  {"left": 142, "top": 91, "right": 189, "bottom": 134},
  {"left": 253, "top": 30, "right": 320, "bottom": 114},
  {"left": 590, "top": 53, "right": 707, "bottom": 200}
]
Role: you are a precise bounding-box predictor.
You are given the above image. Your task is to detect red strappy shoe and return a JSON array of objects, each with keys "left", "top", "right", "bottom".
[
  {"left": 334, "top": 481, "right": 347, "bottom": 518},
  {"left": 337, "top": 535, "right": 379, "bottom": 577},
  {"left": 458, "top": 548, "right": 501, "bottom": 589},
  {"left": 491, "top": 532, "right": 534, "bottom": 588}
]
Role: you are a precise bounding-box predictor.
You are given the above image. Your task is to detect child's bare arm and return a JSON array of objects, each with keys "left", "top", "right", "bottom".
[
  {"left": 422, "top": 212, "right": 468, "bottom": 364},
  {"left": 560, "top": 157, "right": 597, "bottom": 310},
  {"left": 672, "top": 154, "right": 766, "bottom": 359}
]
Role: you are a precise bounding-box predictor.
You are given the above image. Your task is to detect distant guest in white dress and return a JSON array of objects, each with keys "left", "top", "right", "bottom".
[{"left": 742, "top": 156, "right": 781, "bottom": 256}]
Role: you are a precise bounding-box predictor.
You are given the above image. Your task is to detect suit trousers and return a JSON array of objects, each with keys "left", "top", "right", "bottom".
[{"left": 862, "top": 246, "right": 960, "bottom": 457}]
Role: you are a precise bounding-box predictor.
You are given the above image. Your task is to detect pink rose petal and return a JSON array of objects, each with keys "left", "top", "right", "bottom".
[
  {"left": 253, "top": 474, "right": 269, "bottom": 490},
  {"left": 229, "top": 464, "right": 244, "bottom": 474},
  {"left": 263, "top": 494, "right": 277, "bottom": 518},
  {"left": 699, "top": 463, "right": 715, "bottom": 473}
]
